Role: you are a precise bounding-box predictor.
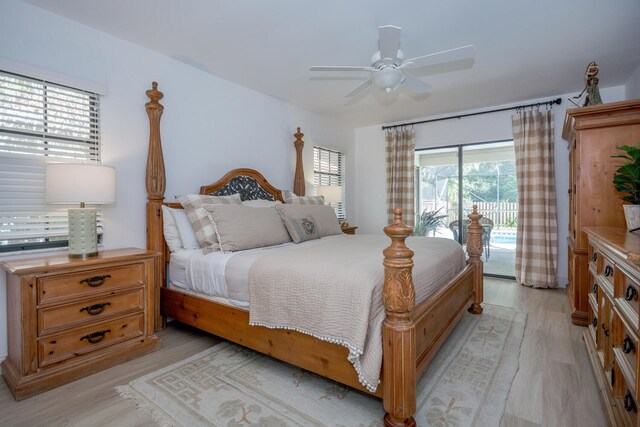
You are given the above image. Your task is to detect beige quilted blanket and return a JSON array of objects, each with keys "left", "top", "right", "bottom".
[{"left": 248, "top": 235, "right": 466, "bottom": 392}]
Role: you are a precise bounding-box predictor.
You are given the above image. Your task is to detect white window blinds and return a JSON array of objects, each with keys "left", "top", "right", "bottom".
[
  {"left": 0, "top": 71, "right": 101, "bottom": 252},
  {"left": 313, "top": 146, "right": 346, "bottom": 220}
]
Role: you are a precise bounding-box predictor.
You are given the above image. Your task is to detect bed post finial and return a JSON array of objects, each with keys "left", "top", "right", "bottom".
[
  {"left": 467, "top": 205, "right": 484, "bottom": 314},
  {"left": 145, "top": 82, "right": 166, "bottom": 331},
  {"left": 382, "top": 208, "right": 417, "bottom": 427},
  {"left": 293, "top": 127, "right": 305, "bottom": 196}
]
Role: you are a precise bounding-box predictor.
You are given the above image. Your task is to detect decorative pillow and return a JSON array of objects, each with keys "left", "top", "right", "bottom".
[
  {"left": 242, "top": 199, "right": 283, "bottom": 208},
  {"left": 283, "top": 215, "right": 320, "bottom": 243},
  {"left": 161, "top": 205, "right": 183, "bottom": 252},
  {"left": 276, "top": 205, "right": 342, "bottom": 237},
  {"left": 170, "top": 208, "right": 201, "bottom": 249},
  {"left": 177, "top": 193, "right": 242, "bottom": 252},
  {"left": 280, "top": 190, "right": 324, "bottom": 205},
  {"left": 204, "top": 205, "right": 291, "bottom": 253},
  {"left": 281, "top": 190, "right": 295, "bottom": 204}
]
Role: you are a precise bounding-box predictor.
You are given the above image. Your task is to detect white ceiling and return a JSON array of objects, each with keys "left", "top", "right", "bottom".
[{"left": 23, "top": 0, "right": 640, "bottom": 127}]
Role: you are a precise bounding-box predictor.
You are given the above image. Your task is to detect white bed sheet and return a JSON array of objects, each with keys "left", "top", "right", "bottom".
[{"left": 168, "top": 248, "right": 249, "bottom": 307}]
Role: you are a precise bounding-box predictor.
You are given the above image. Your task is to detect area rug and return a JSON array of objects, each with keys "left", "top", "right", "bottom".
[{"left": 116, "top": 304, "right": 525, "bottom": 426}]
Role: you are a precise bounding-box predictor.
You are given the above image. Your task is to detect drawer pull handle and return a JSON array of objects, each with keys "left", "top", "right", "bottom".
[
  {"left": 80, "top": 329, "right": 111, "bottom": 344},
  {"left": 80, "top": 275, "right": 111, "bottom": 287},
  {"left": 611, "top": 367, "right": 615, "bottom": 387},
  {"left": 79, "top": 302, "right": 111, "bottom": 316},
  {"left": 592, "top": 253, "right": 598, "bottom": 262},
  {"left": 592, "top": 316, "right": 598, "bottom": 328},
  {"left": 604, "top": 266, "right": 613, "bottom": 277},
  {"left": 624, "top": 392, "right": 636, "bottom": 413},
  {"left": 623, "top": 335, "right": 636, "bottom": 354},
  {"left": 625, "top": 285, "right": 638, "bottom": 301},
  {"left": 602, "top": 323, "right": 610, "bottom": 337},
  {"left": 592, "top": 283, "right": 598, "bottom": 294}
]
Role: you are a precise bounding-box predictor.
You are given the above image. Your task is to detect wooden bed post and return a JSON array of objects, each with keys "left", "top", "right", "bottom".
[
  {"left": 145, "top": 82, "right": 166, "bottom": 331},
  {"left": 293, "top": 127, "right": 305, "bottom": 196},
  {"left": 382, "top": 208, "right": 417, "bottom": 427},
  {"left": 466, "top": 205, "right": 484, "bottom": 314}
]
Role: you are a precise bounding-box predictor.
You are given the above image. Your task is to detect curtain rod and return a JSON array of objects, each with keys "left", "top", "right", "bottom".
[{"left": 381, "top": 97, "right": 562, "bottom": 130}]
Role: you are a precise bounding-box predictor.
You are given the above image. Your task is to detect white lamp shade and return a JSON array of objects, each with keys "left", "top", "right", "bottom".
[
  {"left": 46, "top": 163, "right": 116, "bottom": 205},
  {"left": 317, "top": 185, "right": 343, "bottom": 204}
]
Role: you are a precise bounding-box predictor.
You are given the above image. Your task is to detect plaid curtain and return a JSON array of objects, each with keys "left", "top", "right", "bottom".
[
  {"left": 512, "top": 109, "right": 558, "bottom": 288},
  {"left": 386, "top": 128, "right": 415, "bottom": 227}
]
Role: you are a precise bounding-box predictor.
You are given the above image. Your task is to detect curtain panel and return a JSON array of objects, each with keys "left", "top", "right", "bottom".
[
  {"left": 386, "top": 128, "right": 415, "bottom": 227},
  {"left": 512, "top": 109, "right": 558, "bottom": 288}
]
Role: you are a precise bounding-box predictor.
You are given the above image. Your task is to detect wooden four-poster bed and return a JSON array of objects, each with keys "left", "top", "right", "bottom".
[{"left": 144, "top": 82, "right": 484, "bottom": 426}]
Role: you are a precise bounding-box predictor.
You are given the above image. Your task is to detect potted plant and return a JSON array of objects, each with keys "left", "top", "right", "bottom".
[
  {"left": 612, "top": 144, "right": 640, "bottom": 231},
  {"left": 414, "top": 207, "right": 447, "bottom": 237}
]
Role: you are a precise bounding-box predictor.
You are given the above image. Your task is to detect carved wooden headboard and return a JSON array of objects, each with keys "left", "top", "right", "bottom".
[{"left": 199, "top": 168, "right": 284, "bottom": 202}]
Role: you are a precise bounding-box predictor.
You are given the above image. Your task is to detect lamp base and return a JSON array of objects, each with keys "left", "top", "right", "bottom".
[{"left": 68, "top": 207, "right": 98, "bottom": 259}]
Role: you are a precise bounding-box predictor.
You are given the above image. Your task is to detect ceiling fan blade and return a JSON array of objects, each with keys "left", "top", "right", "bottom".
[
  {"left": 402, "top": 73, "right": 431, "bottom": 94},
  {"left": 310, "top": 66, "right": 373, "bottom": 72},
  {"left": 345, "top": 79, "right": 373, "bottom": 98},
  {"left": 378, "top": 25, "right": 402, "bottom": 61},
  {"left": 404, "top": 45, "right": 475, "bottom": 69}
]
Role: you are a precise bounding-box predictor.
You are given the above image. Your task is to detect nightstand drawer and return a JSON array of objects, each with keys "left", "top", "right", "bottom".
[
  {"left": 38, "top": 289, "right": 144, "bottom": 336},
  {"left": 38, "top": 313, "right": 145, "bottom": 368},
  {"left": 38, "top": 263, "right": 144, "bottom": 305}
]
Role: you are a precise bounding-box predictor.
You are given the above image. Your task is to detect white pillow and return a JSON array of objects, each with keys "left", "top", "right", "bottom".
[
  {"left": 242, "top": 199, "right": 282, "bottom": 207},
  {"left": 170, "top": 208, "right": 201, "bottom": 249},
  {"left": 162, "top": 205, "right": 183, "bottom": 253}
]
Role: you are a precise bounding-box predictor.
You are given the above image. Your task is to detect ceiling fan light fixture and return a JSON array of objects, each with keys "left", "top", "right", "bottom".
[{"left": 372, "top": 67, "right": 405, "bottom": 93}]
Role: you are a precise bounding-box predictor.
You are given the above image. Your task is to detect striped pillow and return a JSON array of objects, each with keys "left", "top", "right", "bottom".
[
  {"left": 281, "top": 190, "right": 325, "bottom": 205},
  {"left": 176, "top": 193, "right": 242, "bottom": 252}
]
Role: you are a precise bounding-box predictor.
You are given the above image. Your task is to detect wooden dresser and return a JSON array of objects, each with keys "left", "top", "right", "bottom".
[
  {"left": 585, "top": 227, "right": 640, "bottom": 426},
  {"left": 0, "top": 248, "right": 161, "bottom": 400},
  {"left": 563, "top": 100, "right": 640, "bottom": 326}
]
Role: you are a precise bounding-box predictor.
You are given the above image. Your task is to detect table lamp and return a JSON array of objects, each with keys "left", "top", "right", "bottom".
[
  {"left": 46, "top": 163, "right": 116, "bottom": 259},
  {"left": 316, "top": 185, "right": 343, "bottom": 205}
]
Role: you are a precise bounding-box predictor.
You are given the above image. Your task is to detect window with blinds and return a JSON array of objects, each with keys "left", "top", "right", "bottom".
[
  {"left": 0, "top": 71, "right": 101, "bottom": 252},
  {"left": 313, "top": 146, "right": 345, "bottom": 220}
]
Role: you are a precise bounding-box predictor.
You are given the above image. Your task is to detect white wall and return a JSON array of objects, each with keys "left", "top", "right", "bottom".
[
  {"left": 353, "top": 86, "right": 626, "bottom": 288},
  {"left": 627, "top": 63, "right": 640, "bottom": 100},
  {"left": 0, "top": 0, "right": 354, "bottom": 359}
]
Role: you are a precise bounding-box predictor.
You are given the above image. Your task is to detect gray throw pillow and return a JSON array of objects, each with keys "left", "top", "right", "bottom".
[
  {"left": 276, "top": 204, "right": 342, "bottom": 237},
  {"left": 177, "top": 193, "right": 242, "bottom": 252},
  {"left": 283, "top": 215, "right": 320, "bottom": 243},
  {"left": 204, "top": 205, "right": 291, "bottom": 252}
]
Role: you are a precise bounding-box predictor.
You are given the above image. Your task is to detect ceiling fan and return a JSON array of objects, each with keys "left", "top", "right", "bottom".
[{"left": 310, "top": 25, "right": 475, "bottom": 97}]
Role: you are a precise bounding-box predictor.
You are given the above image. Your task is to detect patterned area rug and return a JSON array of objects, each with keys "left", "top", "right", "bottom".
[{"left": 117, "top": 304, "right": 525, "bottom": 426}]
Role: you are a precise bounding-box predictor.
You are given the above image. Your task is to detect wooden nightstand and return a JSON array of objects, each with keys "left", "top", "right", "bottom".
[
  {"left": 342, "top": 225, "right": 358, "bottom": 235},
  {"left": 0, "top": 248, "right": 161, "bottom": 400}
]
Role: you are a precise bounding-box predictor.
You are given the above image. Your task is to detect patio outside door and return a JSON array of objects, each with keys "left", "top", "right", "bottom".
[{"left": 415, "top": 141, "right": 517, "bottom": 278}]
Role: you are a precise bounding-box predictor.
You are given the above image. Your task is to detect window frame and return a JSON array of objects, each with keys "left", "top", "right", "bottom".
[
  {"left": 313, "top": 145, "right": 346, "bottom": 220},
  {"left": 0, "top": 70, "right": 102, "bottom": 253}
]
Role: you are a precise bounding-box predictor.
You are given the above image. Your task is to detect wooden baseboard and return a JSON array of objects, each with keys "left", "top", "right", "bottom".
[{"left": 2, "top": 336, "right": 161, "bottom": 401}]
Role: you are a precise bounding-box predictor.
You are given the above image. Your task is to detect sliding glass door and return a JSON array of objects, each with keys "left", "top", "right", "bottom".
[{"left": 416, "top": 141, "right": 517, "bottom": 278}]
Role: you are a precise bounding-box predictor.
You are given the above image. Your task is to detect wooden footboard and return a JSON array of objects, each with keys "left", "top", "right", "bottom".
[
  {"left": 381, "top": 207, "right": 483, "bottom": 426},
  {"left": 144, "top": 83, "right": 483, "bottom": 427}
]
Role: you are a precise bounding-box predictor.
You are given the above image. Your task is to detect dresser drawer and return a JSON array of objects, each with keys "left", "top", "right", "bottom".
[
  {"left": 617, "top": 269, "right": 640, "bottom": 323},
  {"left": 38, "top": 263, "right": 144, "bottom": 305},
  {"left": 613, "top": 359, "right": 639, "bottom": 427},
  {"left": 614, "top": 309, "right": 639, "bottom": 399},
  {"left": 38, "top": 313, "right": 145, "bottom": 368},
  {"left": 38, "top": 289, "right": 144, "bottom": 336}
]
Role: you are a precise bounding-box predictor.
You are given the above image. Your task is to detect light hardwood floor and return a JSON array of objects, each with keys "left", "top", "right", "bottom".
[{"left": 0, "top": 278, "right": 607, "bottom": 427}]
